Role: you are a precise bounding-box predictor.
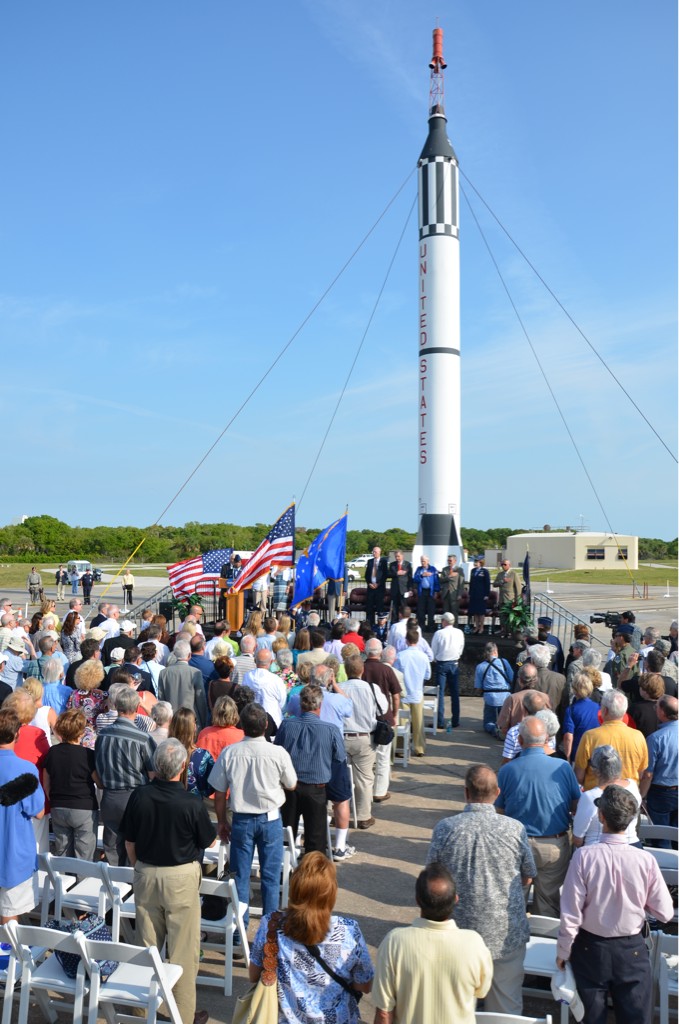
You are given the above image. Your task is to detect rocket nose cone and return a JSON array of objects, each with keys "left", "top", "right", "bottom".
[{"left": 419, "top": 111, "right": 457, "bottom": 161}]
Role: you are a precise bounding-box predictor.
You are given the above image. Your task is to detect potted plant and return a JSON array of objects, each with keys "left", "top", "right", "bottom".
[{"left": 499, "top": 598, "right": 534, "bottom": 636}]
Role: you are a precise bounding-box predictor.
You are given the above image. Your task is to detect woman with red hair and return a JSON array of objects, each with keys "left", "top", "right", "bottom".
[{"left": 249, "top": 852, "right": 373, "bottom": 1023}]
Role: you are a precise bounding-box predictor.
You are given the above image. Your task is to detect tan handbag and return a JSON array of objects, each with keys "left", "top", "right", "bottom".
[{"left": 231, "top": 912, "right": 280, "bottom": 1024}]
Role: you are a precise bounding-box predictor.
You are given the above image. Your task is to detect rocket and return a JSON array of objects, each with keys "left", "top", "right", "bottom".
[{"left": 411, "top": 27, "right": 464, "bottom": 573}]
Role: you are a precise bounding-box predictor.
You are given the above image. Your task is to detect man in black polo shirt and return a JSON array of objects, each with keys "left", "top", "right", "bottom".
[{"left": 120, "top": 738, "right": 215, "bottom": 1024}]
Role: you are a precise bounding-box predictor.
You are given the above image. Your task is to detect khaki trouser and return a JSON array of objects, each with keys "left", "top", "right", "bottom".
[
  {"left": 527, "top": 833, "right": 571, "bottom": 917},
  {"left": 343, "top": 735, "right": 375, "bottom": 821},
  {"left": 134, "top": 860, "right": 202, "bottom": 1024},
  {"left": 403, "top": 700, "right": 425, "bottom": 755},
  {"left": 485, "top": 943, "right": 527, "bottom": 1016}
]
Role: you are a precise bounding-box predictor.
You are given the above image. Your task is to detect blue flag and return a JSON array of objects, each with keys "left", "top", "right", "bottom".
[{"left": 292, "top": 513, "right": 348, "bottom": 608}]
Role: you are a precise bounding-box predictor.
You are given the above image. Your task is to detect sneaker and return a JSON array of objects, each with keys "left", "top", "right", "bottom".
[{"left": 333, "top": 845, "right": 357, "bottom": 861}]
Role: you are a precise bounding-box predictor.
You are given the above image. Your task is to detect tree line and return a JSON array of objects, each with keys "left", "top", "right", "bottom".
[{"left": 0, "top": 515, "right": 675, "bottom": 564}]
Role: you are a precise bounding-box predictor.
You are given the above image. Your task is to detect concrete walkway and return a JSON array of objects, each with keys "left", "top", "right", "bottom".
[{"left": 194, "top": 695, "right": 554, "bottom": 1022}]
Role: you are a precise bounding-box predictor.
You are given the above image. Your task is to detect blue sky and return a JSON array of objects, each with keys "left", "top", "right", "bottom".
[{"left": 1, "top": 1, "right": 676, "bottom": 540}]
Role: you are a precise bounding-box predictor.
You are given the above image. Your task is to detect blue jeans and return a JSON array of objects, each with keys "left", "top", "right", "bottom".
[
  {"left": 435, "top": 661, "right": 459, "bottom": 728},
  {"left": 646, "top": 785, "right": 678, "bottom": 848},
  {"left": 483, "top": 703, "right": 501, "bottom": 734},
  {"left": 230, "top": 812, "right": 283, "bottom": 926}
]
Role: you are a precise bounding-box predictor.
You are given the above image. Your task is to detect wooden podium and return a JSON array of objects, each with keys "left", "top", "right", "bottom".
[{"left": 219, "top": 580, "right": 244, "bottom": 629}]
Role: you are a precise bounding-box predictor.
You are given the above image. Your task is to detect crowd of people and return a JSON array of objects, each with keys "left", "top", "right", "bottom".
[{"left": 0, "top": 582, "right": 677, "bottom": 1024}]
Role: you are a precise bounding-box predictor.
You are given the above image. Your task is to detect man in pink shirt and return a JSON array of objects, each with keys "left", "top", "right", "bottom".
[{"left": 557, "top": 785, "right": 673, "bottom": 1024}]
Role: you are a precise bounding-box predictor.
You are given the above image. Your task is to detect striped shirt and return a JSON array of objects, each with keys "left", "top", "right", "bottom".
[
  {"left": 275, "top": 712, "right": 346, "bottom": 784},
  {"left": 95, "top": 710, "right": 155, "bottom": 734},
  {"left": 341, "top": 679, "right": 388, "bottom": 734},
  {"left": 94, "top": 717, "right": 156, "bottom": 791},
  {"left": 231, "top": 653, "right": 256, "bottom": 686}
]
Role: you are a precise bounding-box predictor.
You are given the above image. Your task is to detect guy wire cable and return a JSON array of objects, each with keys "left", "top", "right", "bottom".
[
  {"left": 151, "top": 167, "right": 417, "bottom": 529},
  {"left": 297, "top": 194, "right": 418, "bottom": 515},
  {"left": 460, "top": 169, "right": 677, "bottom": 464},
  {"left": 461, "top": 180, "right": 640, "bottom": 593}
]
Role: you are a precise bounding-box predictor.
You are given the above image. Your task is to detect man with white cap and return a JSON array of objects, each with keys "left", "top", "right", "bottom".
[{"left": 1, "top": 637, "right": 27, "bottom": 690}]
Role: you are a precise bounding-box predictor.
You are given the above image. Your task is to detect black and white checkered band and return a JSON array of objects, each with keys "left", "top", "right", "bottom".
[{"left": 418, "top": 154, "right": 458, "bottom": 237}]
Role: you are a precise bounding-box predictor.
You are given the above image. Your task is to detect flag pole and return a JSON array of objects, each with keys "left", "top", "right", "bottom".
[{"left": 339, "top": 504, "right": 349, "bottom": 615}]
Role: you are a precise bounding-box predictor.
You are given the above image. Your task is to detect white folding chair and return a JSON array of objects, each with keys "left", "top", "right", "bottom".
[
  {"left": 2, "top": 920, "right": 88, "bottom": 1024},
  {"left": 657, "top": 931, "right": 678, "bottom": 1024},
  {"left": 101, "top": 864, "right": 136, "bottom": 943},
  {"left": 393, "top": 707, "right": 411, "bottom": 767},
  {"left": 647, "top": 848, "right": 679, "bottom": 871},
  {"left": 202, "top": 838, "right": 229, "bottom": 876},
  {"left": 476, "top": 1014, "right": 553, "bottom": 1024},
  {"left": 639, "top": 823, "right": 679, "bottom": 848},
  {"left": 346, "top": 762, "right": 358, "bottom": 829},
  {"left": 523, "top": 915, "right": 567, "bottom": 1024},
  {"left": 39, "top": 853, "right": 131, "bottom": 928},
  {"left": 423, "top": 685, "right": 438, "bottom": 736},
  {"left": 197, "top": 876, "right": 250, "bottom": 997},
  {"left": 75, "top": 931, "right": 183, "bottom": 1024},
  {"left": 0, "top": 923, "right": 30, "bottom": 1024}
]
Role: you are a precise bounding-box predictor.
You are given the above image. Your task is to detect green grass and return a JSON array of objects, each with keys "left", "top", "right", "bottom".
[
  {"left": 0, "top": 563, "right": 168, "bottom": 591},
  {"left": 530, "top": 566, "right": 677, "bottom": 586},
  {"left": 0, "top": 564, "right": 67, "bottom": 590}
]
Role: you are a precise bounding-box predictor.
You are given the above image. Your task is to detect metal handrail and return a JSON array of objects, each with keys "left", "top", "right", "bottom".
[
  {"left": 531, "top": 592, "right": 608, "bottom": 650},
  {"left": 126, "top": 585, "right": 175, "bottom": 621}
]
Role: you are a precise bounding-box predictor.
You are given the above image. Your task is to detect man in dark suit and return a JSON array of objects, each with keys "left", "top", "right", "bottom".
[
  {"left": 388, "top": 550, "right": 413, "bottom": 622},
  {"left": 365, "top": 546, "right": 389, "bottom": 627}
]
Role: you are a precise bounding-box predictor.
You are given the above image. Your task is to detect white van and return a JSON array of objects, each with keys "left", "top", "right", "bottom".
[{"left": 67, "top": 560, "right": 92, "bottom": 579}]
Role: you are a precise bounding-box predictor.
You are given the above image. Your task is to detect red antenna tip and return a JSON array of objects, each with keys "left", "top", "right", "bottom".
[{"left": 429, "top": 27, "right": 447, "bottom": 71}]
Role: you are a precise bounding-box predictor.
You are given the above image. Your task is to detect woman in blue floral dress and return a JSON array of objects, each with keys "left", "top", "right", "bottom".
[{"left": 250, "top": 852, "right": 373, "bottom": 1023}]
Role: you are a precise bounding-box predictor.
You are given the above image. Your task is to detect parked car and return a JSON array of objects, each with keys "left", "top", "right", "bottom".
[
  {"left": 348, "top": 554, "right": 370, "bottom": 569},
  {"left": 346, "top": 567, "right": 359, "bottom": 582}
]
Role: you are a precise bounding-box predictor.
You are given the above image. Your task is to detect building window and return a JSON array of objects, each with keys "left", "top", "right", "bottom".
[
  {"left": 586, "top": 548, "right": 605, "bottom": 561},
  {"left": 616, "top": 547, "right": 628, "bottom": 560}
]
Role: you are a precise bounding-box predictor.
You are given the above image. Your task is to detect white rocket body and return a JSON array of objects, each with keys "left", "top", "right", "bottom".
[{"left": 412, "top": 109, "right": 464, "bottom": 574}]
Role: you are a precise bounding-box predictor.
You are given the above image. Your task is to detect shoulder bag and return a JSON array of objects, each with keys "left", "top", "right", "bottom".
[
  {"left": 369, "top": 683, "right": 394, "bottom": 746},
  {"left": 306, "top": 942, "right": 363, "bottom": 1005},
  {"left": 231, "top": 911, "right": 280, "bottom": 1024}
]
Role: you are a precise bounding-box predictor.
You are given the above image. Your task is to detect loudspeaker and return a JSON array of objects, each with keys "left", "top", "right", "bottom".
[{"left": 159, "top": 601, "right": 174, "bottom": 621}]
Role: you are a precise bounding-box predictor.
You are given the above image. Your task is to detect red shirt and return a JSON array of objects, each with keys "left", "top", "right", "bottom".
[
  {"left": 196, "top": 725, "right": 244, "bottom": 763},
  {"left": 15, "top": 724, "right": 50, "bottom": 811},
  {"left": 341, "top": 632, "right": 365, "bottom": 652}
]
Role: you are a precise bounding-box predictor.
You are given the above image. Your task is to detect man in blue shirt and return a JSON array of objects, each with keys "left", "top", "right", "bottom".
[
  {"left": 496, "top": 716, "right": 580, "bottom": 917},
  {"left": 0, "top": 708, "right": 45, "bottom": 922},
  {"left": 640, "top": 694, "right": 678, "bottom": 843},
  {"left": 275, "top": 684, "right": 346, "bottom": 855},
  {"left": 413, "top": 556, "right": 439, "bottom": 633},
  {"left": 474, "top": 641, "right": 512, "bottom": 737}
]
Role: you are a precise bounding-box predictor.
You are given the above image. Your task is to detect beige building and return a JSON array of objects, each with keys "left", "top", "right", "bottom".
[{"left": 506, "top": 532, "right": 638, "bottom": 571}]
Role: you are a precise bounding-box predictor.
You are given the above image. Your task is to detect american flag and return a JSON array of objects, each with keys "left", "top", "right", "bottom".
[
  {"left": 167, "top": 547, "right": 233, "bottom": 596},
  {"left": 230, "top": 504, "right": 295, "bottom": 593}
]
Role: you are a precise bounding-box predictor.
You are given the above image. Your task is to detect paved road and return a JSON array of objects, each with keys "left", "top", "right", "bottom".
[{"left": 4, "top": 576, "right": 677, "bottom": 637}]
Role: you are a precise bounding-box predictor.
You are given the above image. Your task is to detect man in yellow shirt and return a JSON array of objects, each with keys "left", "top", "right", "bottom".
[
  {"left": 373, "top": 863, "right": 492, "bottom": 1024},
  {"left": 575, "top": 689, "right": 647, "bottom": 790}
]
